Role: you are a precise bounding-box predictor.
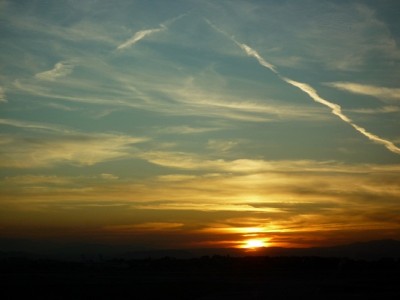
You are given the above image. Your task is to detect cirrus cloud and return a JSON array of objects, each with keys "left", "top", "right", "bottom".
[
  {"left": 326, "top": 82, "right": 400, "bottom": 102},
  {"left": 35, "top": 62, "right": 74, "bottom": 81}
]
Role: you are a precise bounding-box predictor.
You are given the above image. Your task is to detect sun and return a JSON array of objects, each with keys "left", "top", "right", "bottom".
[{"left": 243, "top": 239, "right": 267, "bottom": 249}]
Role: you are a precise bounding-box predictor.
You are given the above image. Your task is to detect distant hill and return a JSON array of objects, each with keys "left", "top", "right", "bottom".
[
  {"left": 122, "top": 239, "right": 400, "bottom": 260},
  {"left": 259, "top": 239, "right": 400, "bottom": 260},
  {"left": 1, "top": 238, "right": 399, "bottom": 260},
  {"left": 318, "top": 239, "right": 400, "bottom": 259}
]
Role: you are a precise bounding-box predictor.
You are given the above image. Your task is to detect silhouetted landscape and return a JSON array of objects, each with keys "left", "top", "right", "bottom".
[{"left": 1, "top": 239, "right": 400, "bottom": 299}]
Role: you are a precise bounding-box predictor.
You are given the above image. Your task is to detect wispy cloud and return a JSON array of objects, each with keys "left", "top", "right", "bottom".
[
  {"left": 13, "top": 79, "right": 149, "bottom": 109},
  {"left": 104, "top": 222, "right": 183, "bottom": 233},
  {"left": 3, "top": 175, "right": 73, "bottom": 186},
  {"left": 132, "top": 202, "right": 277, "bottom": 213},
  {"left": 4, "top": 157, "right": 400, "bottom": 205},
  {"left": 116, "top": 13, "right": 189, "bottom": 51},
  {"left": 141, "top": 150, "right": 400, "bottom": 174},
  {"left": 156, "top": 126, "right": 221, "bottom": 135},
  {"left": 4, "top": 12, "right": 119, "bottom": 45},
  {"left": 0, "top": 118, "right": 71, "bottom": 133},
  {"left": 351, "top": 106, "right": 400, "bottom": 114},
  {"left": 206, "top": 20, "right": 400, "bottom": 155},
  {"left": 35, "top": 62, "right": 74, "bottom": 81},
  {"left": 0, "top": 118, "right": 147, "bottom": 168},
  {"left": 326, "top": 82, "right": 400, "bottom": 101},
  {"left": 14, "top": 66, "right": 325, "bottom": 123},
  {"left": 207, "top": 139, "right": 238, "bottom": 153},
  {"left": 116, "top": 25, "right": 166, "bottom": 50},
  {"left": 0, "top": 133, "right": 145, "bottom": 168},
  {"left": 100, "top": 173, "right": 119, "bottom": 180},
  {"left": 2, "top": 154, "right": 400, "bottom": 245},
  {"left": 164, "top": 80, "right": 327, "bottom": 122},
  {"left": 0, "top": 86, "right": 6, "bottom": 103}
]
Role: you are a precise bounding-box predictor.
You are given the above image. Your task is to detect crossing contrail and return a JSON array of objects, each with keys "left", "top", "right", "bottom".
[{"left": 205, "top": 19, "right": 400, "bottom": 155}]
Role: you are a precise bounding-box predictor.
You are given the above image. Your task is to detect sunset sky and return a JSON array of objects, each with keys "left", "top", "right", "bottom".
[{"left": 1, "top": 0, "right": 400, "bottom": 250}]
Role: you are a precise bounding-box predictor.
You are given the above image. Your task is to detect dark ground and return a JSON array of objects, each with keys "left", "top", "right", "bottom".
[{"left": 1, "top": 255, "right": 400, "bottom": 299}]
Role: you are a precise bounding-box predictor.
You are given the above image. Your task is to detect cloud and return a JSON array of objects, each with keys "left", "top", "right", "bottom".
[
  {"left": 156, "top": 126, "right": 220, "bottom": 135},
  {"left": 0, "top": 118, "right": 147, "bottom": 168},
  {"left": 4, "top": 10, "right": 119, "bottom": 45},
  {"left": 35, "top": 62, "right": 74, "bottom": 81},
  {"left": 0, "top": 118, "right": 71, "bottom": 133},
  {"left": 326, "top": 82, "right": 400, "bottom": 101},
  {"left": 207, "top": 139, "right": 238, "bottom": 153},
  {"left": 351, "top": 106, "right": 400, "bottom": 114},
  {"left": 116, "top": 26, "right": 166, "bottom": 50},
  {"left": 104, "top": 222, "right": 183, "bottom": 233},
  {"left": 205, "top": 1, "right": 400, "bottom": 72},
  {"left": 4, "top": 157, "right": 400, "bottom": 205},
  {"left": 206, "top": 20, "right": 400, "bottom": 155},
  {"left": 100, "top": 173, "right": 119, "bottom": 180},
  {"left": 2, "top": 156, "right": 400, "bottom": 245},
  {"left": 141, "top": 150, "right": 400, "bottom": 174},
  {"left": 0, "top": 86, "right": 6, "bottom": 103},
  {"left": 0, "top": 133, "right": 145, "bottom": 168},
  {"left": 11, "top": 41, "right": 325, "bottom": 125},
  {"left": 163, "top": 79, "right": 327, "bottom": 122},
  {"left": 42, "top": 102, "right": 78, "bottom": 112},
  {"left": 132, "top": 202, "right": 277, "bottom": 213},
  {"left": 116, "top": 12, "right": 191, "bottom": 51},
  {"left": 3, "top": 175, "right": 73, "bottom": 186},
  {"left": 13, "top": 79, "right": 152, "bottom": 109},
  {"left": 157, "top": 174, "right": 197, "bottom": 182},
  {"left": 17, "top": 72, "right": 324, "bottom": 123}
]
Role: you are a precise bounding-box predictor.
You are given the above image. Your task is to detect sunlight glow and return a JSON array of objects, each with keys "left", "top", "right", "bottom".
[{"left": 243, "top": 239, "right": 268, "bottom": 249}]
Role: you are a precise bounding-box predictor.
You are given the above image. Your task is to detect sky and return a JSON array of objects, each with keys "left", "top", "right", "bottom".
[{"left": 1, "top": 0, "right": 400, "bottom": 250}]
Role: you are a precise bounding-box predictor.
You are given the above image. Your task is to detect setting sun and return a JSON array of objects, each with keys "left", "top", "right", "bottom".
[{"left": 243, "top": 239, "right": 267, "bottom": 249}]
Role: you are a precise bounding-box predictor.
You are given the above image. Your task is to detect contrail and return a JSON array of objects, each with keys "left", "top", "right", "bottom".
[
  {"left": 117, "top": 13, "right": 189, "bottom": 50},
  {"left": 282, "top": 78, "right": 400, "bottom": 155},
  {"left": 233, "top": 41, "right": 277, "bottom": 73},
  {"left": 205, "top": 19, "right": 400, "bottom": 155},
  {"left": 282, "top": 78, "right": 352, "bottom": 123},
  {"left": 205, "top": 19, "right": 277, "bottom": 73}
]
